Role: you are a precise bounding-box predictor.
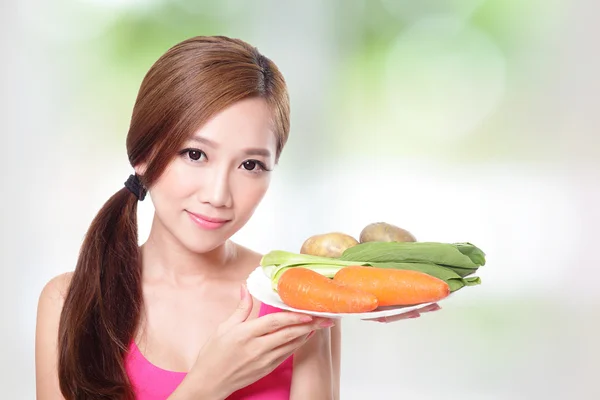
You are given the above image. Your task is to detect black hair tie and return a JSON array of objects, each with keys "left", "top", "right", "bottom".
[{"left": 124, "top": 174, "right": 147, "bottom": 201}]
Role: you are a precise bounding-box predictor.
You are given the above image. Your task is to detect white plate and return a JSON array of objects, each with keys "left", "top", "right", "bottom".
[{"left": 246, "top": 266, "right": 443, "bottom": 320}]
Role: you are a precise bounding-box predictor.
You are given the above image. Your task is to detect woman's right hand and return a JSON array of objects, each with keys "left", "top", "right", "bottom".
[{"left": 184, "top": 284, "right": 334, "bottom": 399}]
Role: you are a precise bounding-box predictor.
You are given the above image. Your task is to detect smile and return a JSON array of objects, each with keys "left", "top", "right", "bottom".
[{"left": 186, "top": 210, "right": 231, "bottom": 230}]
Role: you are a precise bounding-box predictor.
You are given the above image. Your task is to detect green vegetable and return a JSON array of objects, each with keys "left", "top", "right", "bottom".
[
  {"left": 455, "top": 243, "right": 487, "bottom": 266},
  {"left": 464, "top": 276, "right": 482, "bottom": 285},
  {"left": 450, "top": 268, "right": 480, "bottom": 278},
  {"left": 260, "top": 251, "right": 371, "bottom": 290},
  {"left": 339, "top": 242, "right": 486, "bottom": 273},
  {"left": 260, "top": 250, "right": 482, "bottom": 292},
  {"left": 261, "top": 250, "right": 362, "bottom": 268}
]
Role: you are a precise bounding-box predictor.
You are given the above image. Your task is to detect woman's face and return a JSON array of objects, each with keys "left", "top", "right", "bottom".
[{"left": 145, "top": 97, "right": 278, "bottom": 254}]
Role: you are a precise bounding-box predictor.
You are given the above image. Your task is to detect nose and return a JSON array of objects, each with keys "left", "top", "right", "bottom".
[{"left": 200, "top": 166, "right": 233, "bottom": 208}]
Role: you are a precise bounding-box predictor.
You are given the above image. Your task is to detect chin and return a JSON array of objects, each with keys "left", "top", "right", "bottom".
[
  {"left": 179, "top": 221, "right": 244, "bottom": 254},
  {"left": 179, "top": 234, "right": 230, "bottom": 255}
]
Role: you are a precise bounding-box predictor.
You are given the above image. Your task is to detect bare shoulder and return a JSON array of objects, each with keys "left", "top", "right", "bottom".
[
  {"left": 232, "top": 242, "right": 263, "bottom": 273},
  {"left": 39, "top": 271, "right": 73, "bottom": 306},
  {"left": 235, "top": 242, "right": 263, "bottom": 259},
  {"left": 36, "top": 271, "right": 74, "bottom": 341},
  {"left": 37, "top": 271, "right": 74, "bottom": 332}
]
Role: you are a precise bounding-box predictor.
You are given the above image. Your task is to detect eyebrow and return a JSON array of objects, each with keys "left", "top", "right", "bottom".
[{"left": 190, "top": 135, "right": 272, "bottom": 158}]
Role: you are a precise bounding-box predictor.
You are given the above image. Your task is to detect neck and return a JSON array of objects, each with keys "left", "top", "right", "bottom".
[{"left": 140, "top": 217, "right": 238, "bottom": 285}]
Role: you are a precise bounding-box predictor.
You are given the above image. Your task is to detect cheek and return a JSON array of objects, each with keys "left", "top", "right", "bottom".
[
  {"left": 151, "top": 161, "right": 198, "bottom": 204},
  {"left": 233, "top": 177, "right": 270, "bottom": 215}
]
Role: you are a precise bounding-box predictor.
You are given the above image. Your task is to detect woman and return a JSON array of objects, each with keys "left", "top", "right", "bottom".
[{"left": 35, "top": 35, "right": 437, "bottom": 400}]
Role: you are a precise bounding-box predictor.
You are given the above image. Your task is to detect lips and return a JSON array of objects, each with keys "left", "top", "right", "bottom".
[
  {"left": 187, "top": 211, "right": 229, "bottom": 223},
  {"left": 186, "top": 210, "right": 231, "bottom": 230}
]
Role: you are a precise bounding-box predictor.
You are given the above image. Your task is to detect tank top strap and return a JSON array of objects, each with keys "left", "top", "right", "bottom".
[{"left": 258, "top": 301, "right": 285, "bottom": 317}]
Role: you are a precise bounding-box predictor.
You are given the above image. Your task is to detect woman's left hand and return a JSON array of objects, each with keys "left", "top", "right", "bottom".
[{"left": 365, "top": 303, "right": 442, "bottom": 323}]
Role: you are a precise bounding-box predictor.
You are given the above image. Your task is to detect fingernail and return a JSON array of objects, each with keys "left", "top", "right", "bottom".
[
  {"left": 307, "top": 330, "right": 315, "bottom": 339},
  {"left": 300, "top": 315, "right": 313, "bottom": 323},
  {"left": 319, "top": 320, "right": 335, "bottom": 328}
]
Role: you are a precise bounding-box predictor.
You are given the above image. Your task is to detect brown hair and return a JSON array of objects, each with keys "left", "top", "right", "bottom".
[{"left": 57, "top": 35, "right": 290, "bottom": 399}]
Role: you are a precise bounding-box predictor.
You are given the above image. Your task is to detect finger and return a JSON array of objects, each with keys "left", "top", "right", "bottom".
[
  {"left": 371, "top": 310, "right": 421, "bottom": 323},
  {"left": 382, "top": 312, "right": 422, "bottom": 323},
  {"left": 379, "top": 303, "right": 441, "bottom": 323},
  {"left": 244, "top": 311, "right": 316, "bottom": 337},
  {"left": 268, "top": 320, "right": 330, "bottom": 360},
  {"left": 302, "top": 318, "right": 331, "bottom": 340},
  {"left": 417, "top": 303, "right": 441, "bottom": 313},
  {"left": 220, "top": 284, "right": 254, "bottom": 331},
  {"left": 269, "top": 330, "right": 314, "bottom": 362},
  {"left": 259, "top": 318, "right": 333, "bottom": 350}
]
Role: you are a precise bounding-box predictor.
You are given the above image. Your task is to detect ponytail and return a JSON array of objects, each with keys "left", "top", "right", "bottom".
[{"left": 58, "top": 184, "right": 143, "bottom": 399}]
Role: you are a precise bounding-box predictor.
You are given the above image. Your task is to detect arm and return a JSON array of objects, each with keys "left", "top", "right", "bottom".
[
  {"left": 35, "top": 273, "right": 72, "bottom": 400},
  {"left": 290, "top": 323, "right": 340, "bottom": 400}
]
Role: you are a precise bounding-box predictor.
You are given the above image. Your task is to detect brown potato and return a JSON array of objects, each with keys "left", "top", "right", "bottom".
[
  {"left": 359, "top": 222, "right": 417, "bottom": 243},
  {"left": 300, "top": 232, "right": 359, "bottom": 258}
]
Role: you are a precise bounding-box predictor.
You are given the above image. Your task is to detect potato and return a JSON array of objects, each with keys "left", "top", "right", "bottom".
[
  {"left": 300, "top": 232, "right": 359, "bottom": 258},
  {"left": 359, "top": 222, "right": 416, "bottom": 243}
]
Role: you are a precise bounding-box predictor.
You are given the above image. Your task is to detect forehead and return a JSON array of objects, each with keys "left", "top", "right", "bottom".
[{"left": 190, "top": 97, "right": 276, "bottom": 151}]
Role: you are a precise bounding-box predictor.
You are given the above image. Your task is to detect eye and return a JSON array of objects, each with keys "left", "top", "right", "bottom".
[
  {"left": 241, "top": 160, "right": 269, "bottom": 172},
  {"left": 242, "top": 160, "right": 258, "bottom": 170},
  {"left": 188, "top": 149, "right": 204, "bottom": 161},
  {"left": 179, "top": 148, "right": 207, "bottom": 162}
]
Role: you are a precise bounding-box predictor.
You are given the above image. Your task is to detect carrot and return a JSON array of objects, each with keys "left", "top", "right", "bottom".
[
  {"left": 333, "top": 266, "right": 450, "bottom": 306},
  {"left": 277, "top": 267, "right": 379, "bottom": 313}
]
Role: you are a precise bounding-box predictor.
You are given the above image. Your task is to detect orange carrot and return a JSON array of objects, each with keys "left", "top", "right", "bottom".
[
  {"left": 277, "top": 267, "right": 379, "bottom": 313},
  {"left": 333, "top": 266, "right": 450, "bottom": 306}
]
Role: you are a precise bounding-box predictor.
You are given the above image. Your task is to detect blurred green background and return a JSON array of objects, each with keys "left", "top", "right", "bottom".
[{"left": 2, "top": 0, "right": 598, "bottom": 398}]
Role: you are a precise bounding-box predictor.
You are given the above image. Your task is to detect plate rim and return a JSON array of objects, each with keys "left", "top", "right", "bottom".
[{"left": 246, "top": 265, "right": 443, "bottom": 320}]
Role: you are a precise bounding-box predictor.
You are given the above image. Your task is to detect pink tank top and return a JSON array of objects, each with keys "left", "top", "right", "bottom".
[{"left": 125, "top": 303, "right": 293, "bottom": 399}]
